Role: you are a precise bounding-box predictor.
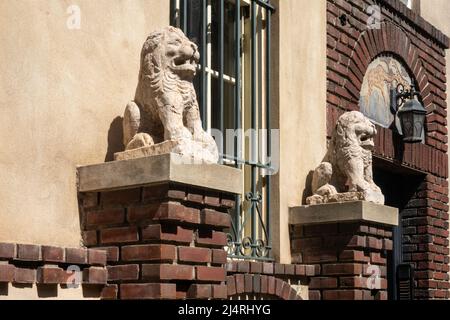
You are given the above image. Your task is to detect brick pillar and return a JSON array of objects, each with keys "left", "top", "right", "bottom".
[
  {"left": 77, "top": 154, "right": 241, "bottom": 300},
  {"left": 401, "top": 175, "right": 450, "bottom": 300},
  {"left": 292, "top": 222, "right": 393, "bottom": 300},
  {"left": 290, "top": 201, "right": 398, "bottom": 300}
]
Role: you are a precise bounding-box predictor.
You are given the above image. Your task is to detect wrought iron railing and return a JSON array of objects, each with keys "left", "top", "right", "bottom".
[{"left": 171, "top": 0, "right": 276, "bottom": 261}]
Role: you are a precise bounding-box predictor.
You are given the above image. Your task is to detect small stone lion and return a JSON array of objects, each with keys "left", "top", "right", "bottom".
[
  {"left": 307, "top": 111, "right": 385, "bottom": 205},
  {"left": 122, "top": 26, "right": 219, "bottom": 163}
]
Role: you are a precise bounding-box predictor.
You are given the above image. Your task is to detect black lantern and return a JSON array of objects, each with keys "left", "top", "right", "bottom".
[{"left": 390, "top": 83, "right": 426, "bottom": 143}]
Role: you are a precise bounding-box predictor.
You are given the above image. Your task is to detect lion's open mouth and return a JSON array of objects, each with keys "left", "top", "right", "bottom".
[
  {"left": 172, "top": 56, "right": 198, "bottom": 73},
  {"left": 360, "top": 134, "right": 375, "bottom": 149}
]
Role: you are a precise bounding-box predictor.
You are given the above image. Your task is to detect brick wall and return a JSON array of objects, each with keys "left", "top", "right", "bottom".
[
  {"left": 226, "top": 261, "right": 318, "bottom": 300},
  {"left": 291, "top": 222, "right": 393, "bottom": 300},
  {"left": 79, "top": 183, "right": 234, "bottom": 300},
  {"left": 0, "top": 242, "right": 107, "bottom": 295},
  {"left": 326, "top": 0, "right": 449, "bottom": 299}
]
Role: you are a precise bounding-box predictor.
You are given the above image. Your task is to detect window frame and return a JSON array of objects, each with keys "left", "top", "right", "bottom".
[{"left": 171, "top": 0, "right": 276, "bottom": 261}]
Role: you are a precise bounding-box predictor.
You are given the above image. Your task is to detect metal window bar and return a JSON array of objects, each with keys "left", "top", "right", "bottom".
[{"left": 173, "top": 0, "right": 275, "bottom": 261}]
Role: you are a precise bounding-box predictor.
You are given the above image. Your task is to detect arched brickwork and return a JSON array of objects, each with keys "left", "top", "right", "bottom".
[
  {"left": 226, "top": 274, "right": 303, "bottom": 300},
  {"left": 344, "top": 22, "right": 431, "bottom": 111}
]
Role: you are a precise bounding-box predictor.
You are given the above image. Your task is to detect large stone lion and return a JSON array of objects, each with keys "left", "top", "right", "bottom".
[
  {"left": 121, "top": 26, "right": 219, "bottom": 163},
  {"left": 307, "top": 111, "right": 385, "bottom": 205}
]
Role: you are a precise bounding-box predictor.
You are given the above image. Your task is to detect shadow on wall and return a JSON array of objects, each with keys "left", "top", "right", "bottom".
[
  {"left": 104, "top": 116, "right": 124, "bottom": 162},
  {"left": 302, "top": 170, "right": 314, "bottom": 205}
]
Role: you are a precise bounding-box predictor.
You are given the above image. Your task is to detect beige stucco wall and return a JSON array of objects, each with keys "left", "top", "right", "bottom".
[
  {"left": 0, "top": 0, "right": 169, "bottom": 247},
  {"left": 1, "top": 284, "right": 101, "bottom": 300},
  {"left": 271, "top": 0, "right": 327, "bottom": 263}
]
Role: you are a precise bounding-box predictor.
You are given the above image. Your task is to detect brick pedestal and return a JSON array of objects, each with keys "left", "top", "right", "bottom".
[
  {"left": 77, "top": 154, "right": 242, "bottom": 300},
  {"left": 290, "top": 201, "right": 398, "bottom": 300}
]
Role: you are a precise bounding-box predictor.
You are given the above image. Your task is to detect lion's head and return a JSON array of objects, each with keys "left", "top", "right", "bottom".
[
  {"left": 139, "top": 26, "right": 200, "bottom": 83},
  {"left": 332, "top": 111, "right": 377, "bottom": 152}
]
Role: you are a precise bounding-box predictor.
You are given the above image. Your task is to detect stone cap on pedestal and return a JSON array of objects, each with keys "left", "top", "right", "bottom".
[
  {"left": 289, "top": 201, "right": 399, "bottom": 227},
  {"left": 77, "top": 153, "right": 242, "bottom": 194}
]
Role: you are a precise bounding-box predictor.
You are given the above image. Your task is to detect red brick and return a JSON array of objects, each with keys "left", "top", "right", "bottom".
[
  {"left": 200, "top": 209, "right": 231, "bottom": 228},
  {"left": 14, "top": 268, "right": 36, "bottom": 284},
  {"left": 268, "top": 276, "right": 276, "bottom": 295},
  {"left": 121, "top": 244, "right": 176, "bottom": 262},
  {"left": 212, "top": 284, "right": 227, "bottom": 299},
  {"left": 196, "top": 230, "right": 227, "bottom": 248},
  {"left": 101, "top": 188, "right": 141, "bottom": 207},
  {"left": 339, "top": 250, "right": 368, "bottom": 262},
  {"left": 101, "top": 284, "right": 118, "bottom": 300},
  {"left": 295, "top": 265, "right": 306, "bottom": 276},
  {"left": 0, "top": 264, "right": 15, "bottom": 282},
  {"left": 98, "top": 246, "right": 119, "bottom": 262},
  {"left": 88, "top": 249, "right": 107, "bottom": 266},
  {"left": 17, "top": 244, "right": 41, "bottom": 261},
  {"left": 220, "top": 194, "right": 235, "bottom": 209},
  {"left": 204, "top": 192, "right": 221, "bottom": 207},
  {"left": 309, "top": 277, "right": 338, "bottom": 289},
  {"left": 127, "top": 204, "right": 159, "bottom": 222},
  {"left": 65, "top": 248, "right": 88, "bottom": 264},
  {"left": 253, "top": 274, "right": 262, "bottom": 293},
  {"left": 323, "top": 289, "right": 363, "bottom": 300},
  {"left": 263, "top": 262, "right": 274, "bottom": 275},
  {"left": 250, "top": 262, "right": 263, "bottom": 274},
  {"left": 120, "top": 283, "right": 176, "bottom": 300},
  {"left": 340, "top": 276, "right": 369, "bottom": 289},
  {"left": 187, "top": 189, "right": 204, "bottom": 204},
  {"left": 0, "top": 243, "right": 16, "bottom": 260},
  {"left": 306, "top": 265, "right": 316, "bottom": 276},
  {"left": 82, "top": 230, "right": 98, "bottom": 246},
  {"left": 81, "top": 192, "right": 99, "bottom": 209},
  {"left": 274, "top": 263, "right": 285, "bottom": 275},
  {"left": 285, "top": 264, "right": 296, "bottom": 275},
  {"left": 235, "top": 274, "right": 245, "bottom": 294},
  {"left": 178, "top": 247, "right": 211, "bottom": 263},
  {"left": 142, "top": 264, "right": 195, "bottom": 281},
  {"left": 237, "top": 261, "right": 250, "bottom": 273},
  {"left": 196, "top": 266, "right": 226, "bottom": 282},
  {"left": 367, "top": 237, "right": 383, "bottom": 250},
  {"left": 322, "top": 263, "right": 363, "bottom": 276},
  {"left": 187, "top": 284, "right": 211, "bottom": 299},
  {"left": 348, "top": 235, "right": 366, "bottom": 248},
  {"left": 41, "top": 246, "right": 65, "bottom": 263},
  {"left": 83, "top": 267, "right": 107, "bottom": 284},
  {"left": 86, "top": 208, "right": 125, "bottom": 227},
  {"left": 155, "top": 202, "right": 201, "bottom": 224},
  {"left": 37, "top": 266, "right": 64, "bottom": 284},
  {"left": 100, "top": 227, "right": 139, "bottom": 244},
  {"left": 107, "top": 265, "right": 139, "bottom": 281},
  {"left": 245, "top": 274, "right": 253, "bottom": 292},
  {"left": 275, "top": 278, "right": 283, "bottom": 297},
  {"left": 212, "top": 249, "right": 227, "bottom": 264},
  {"left": 309, "top": 290, "right": 321, "bottom": 300},
  {"left": 141, "top": 225, "right": 193, "bottom": 244},
  {"left": 261, "top": 275, "right": 268, "bottom": 294},
  {"left": 227, "top": 276, "right": 236, "bottom": 296}
]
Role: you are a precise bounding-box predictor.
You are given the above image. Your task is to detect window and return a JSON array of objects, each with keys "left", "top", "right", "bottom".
[{"left": 171, "top": 0, "right": 276, "bottom": 261}]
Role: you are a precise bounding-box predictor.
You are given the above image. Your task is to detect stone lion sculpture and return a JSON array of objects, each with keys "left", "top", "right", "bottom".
[
  {"left": 118, "top": 26, "right": 219, "bottom": 163},
  {"left": 307, "top": 111, "right": 385, "bottom": 205}
]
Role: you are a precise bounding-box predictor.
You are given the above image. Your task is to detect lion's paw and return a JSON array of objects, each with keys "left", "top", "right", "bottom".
[{"left": 126, "top": 133, "right": 155, "bottom": 151}]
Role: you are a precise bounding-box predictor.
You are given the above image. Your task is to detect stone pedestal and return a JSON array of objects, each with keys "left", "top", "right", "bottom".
[
  {"left": 289, "top": 201, "right": 398, "bottom": 300},
  {"left": 77, "top": 153, "right": 242, "bottom": 300}
]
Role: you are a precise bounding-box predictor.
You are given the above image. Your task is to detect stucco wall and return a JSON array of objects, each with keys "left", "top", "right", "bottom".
[
  {"left": 271, "top": 0, "right": 328, "bottom": 263},
  {"left": 0, "top": 0, "right": 169, "bottom": 247}
]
